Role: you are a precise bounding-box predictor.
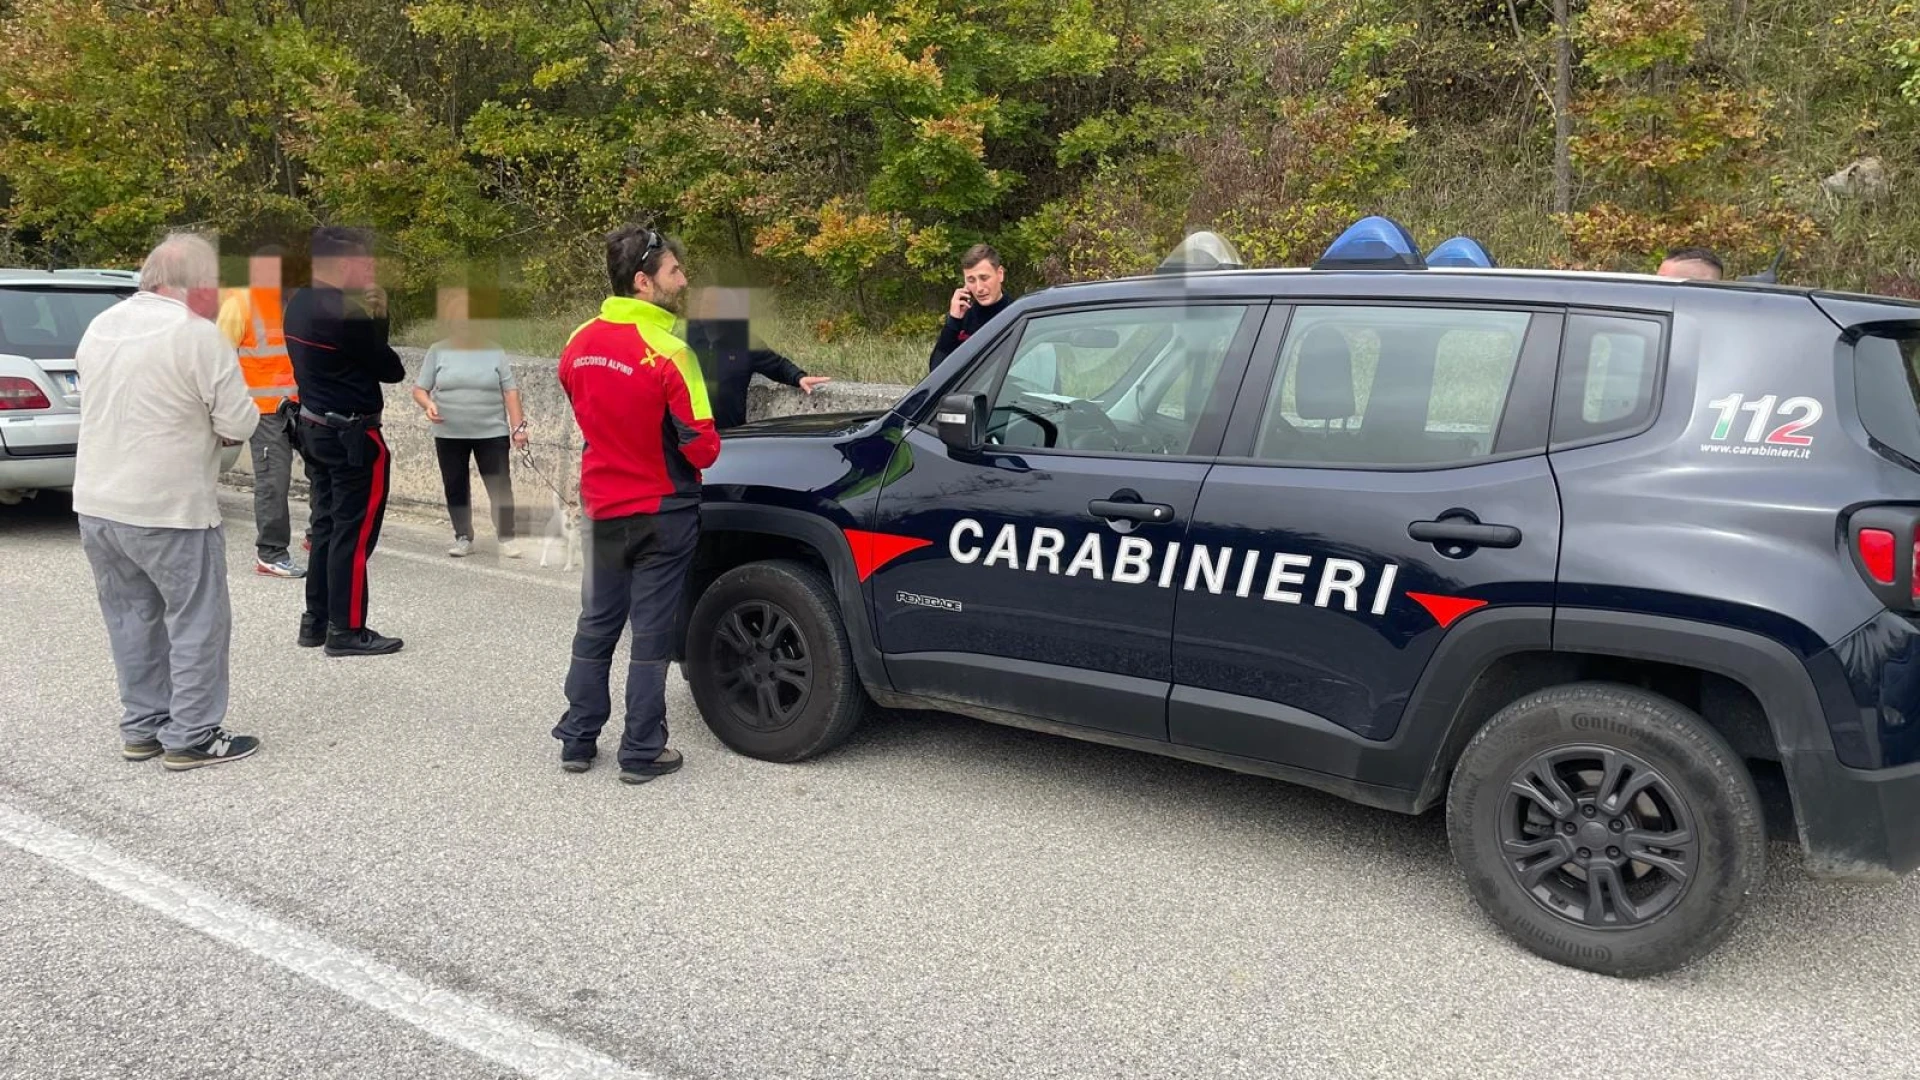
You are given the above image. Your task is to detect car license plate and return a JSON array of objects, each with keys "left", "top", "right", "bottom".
[{"left": 60, "top": 372, "right": 79, "bottom": 395}]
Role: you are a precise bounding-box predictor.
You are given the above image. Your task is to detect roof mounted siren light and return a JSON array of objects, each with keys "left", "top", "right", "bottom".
[
  {"left": 1424, "top": 235, "right": 1496, "bottom": 269},
  {"left": 1312, "top": 216, "right": 1425, "bottom": 271},
  {"left": 1157, "top": 231, "right": 1245, "bottom": 274}
]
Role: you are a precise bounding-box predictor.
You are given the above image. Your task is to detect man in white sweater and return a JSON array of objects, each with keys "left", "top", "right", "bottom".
[{"left": 72, "top": 233, "right": 264, "bottom": 770}]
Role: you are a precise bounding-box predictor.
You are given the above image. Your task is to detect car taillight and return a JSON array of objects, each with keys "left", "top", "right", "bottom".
[
  {"left": 1859, "top": 529, "right": 1897, "bottom": 584},
  {"left": 0, "top": 376, "right": 51, "bottom": 411}
]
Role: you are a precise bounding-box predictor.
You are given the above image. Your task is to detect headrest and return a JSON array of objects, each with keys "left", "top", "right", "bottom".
[{"left": 1294, "top": 325, "right": 1356, "bottom": 421}]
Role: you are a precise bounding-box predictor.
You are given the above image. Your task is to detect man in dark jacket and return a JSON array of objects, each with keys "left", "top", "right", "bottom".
[
  {"left": 683, "top": 286, "right": 830, "bottom": 429},
  {"left": 284, "top": 226, "right": 407, "bottom": 657},
  {"left": 928, "top": 243, "right": 1015, "bottom": 372}
]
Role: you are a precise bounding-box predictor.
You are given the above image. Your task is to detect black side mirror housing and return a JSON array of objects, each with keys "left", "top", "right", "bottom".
[{"left": 936, "top": 392, "right": 987, "bottom": 454}]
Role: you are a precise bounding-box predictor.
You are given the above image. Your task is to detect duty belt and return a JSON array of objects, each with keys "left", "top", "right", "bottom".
[{"left": 299, "top": 406, "right": 382, "bottom": 429}]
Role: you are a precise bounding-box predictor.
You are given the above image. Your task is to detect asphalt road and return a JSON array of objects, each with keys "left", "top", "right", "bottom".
[{"left": 4, "top": 490, "right": 1919, "bottom": 1080}]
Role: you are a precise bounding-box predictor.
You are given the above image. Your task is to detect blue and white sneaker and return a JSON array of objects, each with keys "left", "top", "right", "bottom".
[{"left": 255, "top": 556, "right": 306, "bottom": 579}]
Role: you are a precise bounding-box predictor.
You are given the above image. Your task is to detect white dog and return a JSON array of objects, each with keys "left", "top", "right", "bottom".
[{"left": 538, "top": 489, "right": 582, "bottom": 571}]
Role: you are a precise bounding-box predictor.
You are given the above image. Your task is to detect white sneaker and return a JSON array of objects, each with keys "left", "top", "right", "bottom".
[
  {"left": 448, "top": 537, "right": 473, "bottom": 558},
  {"left": 499, "top": 539, "right": 524, "bottom": 559}
]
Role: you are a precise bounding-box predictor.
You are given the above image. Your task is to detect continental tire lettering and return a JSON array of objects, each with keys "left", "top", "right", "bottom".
[
  {"left": 1511, "top": 918, "right": 1614, "bottom": 964},
  {"left": 1570, "top": 712, "right": 1637, "bottom": 737},
  {"left": 950, "top": 519, "right": 985, "bottom": 564}
]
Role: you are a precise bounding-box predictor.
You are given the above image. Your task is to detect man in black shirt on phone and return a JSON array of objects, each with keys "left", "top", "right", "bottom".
[{"left": 928, "top": 244, "right": 1014, "bottom": 372}]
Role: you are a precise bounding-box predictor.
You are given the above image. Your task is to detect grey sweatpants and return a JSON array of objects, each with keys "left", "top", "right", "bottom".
[
  {"left": 248, "top": 406, "right": 309, "bottom": 562},
  {"left": 77, "top": 516, "right": 232, "bottom": 752}
]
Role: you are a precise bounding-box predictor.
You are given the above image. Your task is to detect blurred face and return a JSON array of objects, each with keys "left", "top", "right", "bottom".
[
  {"left": 316, "top": 253, "right": 378, "bottom": 290},
  {"left": 636, "top": 252, "right": 689, "bottom": 313},
  {"left": 963, "top": 259, "right": 1005, "bottom": 305},
  {"left": 1657, "top": 257, "right": 1720, "bottom": 281},
  {"left": 248, "top": 255, "right": 282, "bottom": 291},
  {"left": 438, "top": 287, "right": 470, "bottom": 324}
]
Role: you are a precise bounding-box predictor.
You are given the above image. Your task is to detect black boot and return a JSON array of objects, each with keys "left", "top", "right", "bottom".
[
  {"left": 324, "top": 625, "right": 405, "bottom": 657},
  {"left": 297, "top": 611, "right": 327, "bottom": 648}
]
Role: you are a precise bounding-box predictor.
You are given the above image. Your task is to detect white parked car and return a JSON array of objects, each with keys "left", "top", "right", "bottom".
[{"left": 0, "top": 269, "right": 243, "bottom": 504}]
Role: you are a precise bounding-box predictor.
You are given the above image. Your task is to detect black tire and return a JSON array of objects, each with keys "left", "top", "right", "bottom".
[
  {"left": 1446, "top": 682, "right": 1766, "bottom": 978},
  {"left": 684, "top": 559, "right": 870, "bottom": 762}
]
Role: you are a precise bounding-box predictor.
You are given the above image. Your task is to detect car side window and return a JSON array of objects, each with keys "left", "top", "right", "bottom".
[
  {"left": 1252, "top": 305, "right": 1531, "bottom": 467},
  {"left": 1552, "top": 314, "right": 1663, "bottom": 446},
  {"left": 978, "top": 304, "right": 1250, "bottom": 457}
]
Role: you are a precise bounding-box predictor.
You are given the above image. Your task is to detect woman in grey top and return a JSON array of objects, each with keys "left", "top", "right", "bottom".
[{"left": 411, "top": 287, "right": 527, "bottom": 558}]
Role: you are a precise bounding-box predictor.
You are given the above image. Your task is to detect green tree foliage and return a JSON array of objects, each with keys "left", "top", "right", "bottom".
[{"left": 2, "top": 0, "right": 1917, "bottom": 323}]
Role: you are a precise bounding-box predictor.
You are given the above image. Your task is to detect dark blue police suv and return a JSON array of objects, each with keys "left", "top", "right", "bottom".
[{"left": 678, "top": 219, "right": 1920, "bottom": 977}]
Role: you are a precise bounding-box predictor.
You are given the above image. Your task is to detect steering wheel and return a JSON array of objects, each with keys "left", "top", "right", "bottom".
[{"left": 1060, "top": 397, "right": 1125, "bottom": 452}]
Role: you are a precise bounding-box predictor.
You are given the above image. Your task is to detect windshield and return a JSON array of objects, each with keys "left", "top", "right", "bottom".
[
  {"left": 1853, "top": 329, "right": 1920, "bottom": 465},
  {"left": 0, "top": 286, "right": 129, "bottom": 360}
]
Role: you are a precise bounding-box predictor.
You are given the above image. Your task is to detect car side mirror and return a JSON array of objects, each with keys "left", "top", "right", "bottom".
[{"left": 936, "top": 392, "right": 987, "bottom": 454}]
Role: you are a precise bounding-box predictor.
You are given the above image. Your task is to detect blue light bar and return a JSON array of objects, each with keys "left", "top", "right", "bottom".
[
  {"left": 1312, "top": 216, "right": 1424, "bottom": 271},
  {"left": 1426, "top": 235, "right": 1496, "bottom": 268}
]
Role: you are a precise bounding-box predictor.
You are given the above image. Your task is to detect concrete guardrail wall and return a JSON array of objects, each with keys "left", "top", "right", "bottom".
[{"left": 222, "top": 346, "right": 911, "bottom": 536}]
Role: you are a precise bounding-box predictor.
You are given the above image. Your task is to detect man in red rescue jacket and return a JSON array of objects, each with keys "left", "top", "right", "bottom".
[{"left": 552, "top": 225, "right": 720, "bottom": 783}]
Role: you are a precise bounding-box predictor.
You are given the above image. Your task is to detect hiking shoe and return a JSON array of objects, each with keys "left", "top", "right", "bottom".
[
  {"left": 619, "top": 748, "right": 684, "bottom": 785},
  {"left": 122, "top": 739, "right": 163, "bottom": 762},
  {"left": 324, "top": 627, "right": 405, "bottom": 657},
  {"left": 448, "top": 537, "right": 474, "bottom": 558},
  {"left": 560, "top": 740, "right": 596, "bottom": 773},
  {"left": 499, "top": 539, "right": 524, "bottom": 559},
  {"left": 297, "top": 611, "right": 327, "bottom": 648},
  {"left": 162, "top": 729, "right": 260, "bottom": 771},
  {"left": 255, "top": 556, "right": 306, "bottom": 579}
]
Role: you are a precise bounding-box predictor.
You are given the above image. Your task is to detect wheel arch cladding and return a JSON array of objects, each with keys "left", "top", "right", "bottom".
[{"left": 687, "top": 503, "right": 893, "bottom": 694}]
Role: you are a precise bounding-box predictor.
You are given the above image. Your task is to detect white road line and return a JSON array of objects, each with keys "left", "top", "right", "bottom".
[
  {"left": 0, "top": 801, "right": 662, "bottom": 1080},
  {"left": 376, "top": 545, "right": 580, "bottom": 593}
]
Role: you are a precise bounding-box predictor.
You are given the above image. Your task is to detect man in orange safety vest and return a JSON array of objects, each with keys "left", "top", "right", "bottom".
[{"left": 217, "top": 245, "right": 311, "bottom": 578}]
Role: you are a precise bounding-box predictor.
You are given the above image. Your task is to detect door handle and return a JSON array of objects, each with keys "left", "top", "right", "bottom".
[
  {"left": 1090, "top": 499, "right": 1176, "bottom": 524},
  {"left": 1408, "top": 519, "right": 1522, "bottom": 549}
]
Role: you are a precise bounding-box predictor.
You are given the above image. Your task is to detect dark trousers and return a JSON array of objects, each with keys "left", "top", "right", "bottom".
[
  {"left": 298, "top": 419, "right": 391, "bottom": 632},
  {"left": 433, "top": 435, "right": 515, "bottom": 541},
  {"left": 552, "top": 507, "right": 699, "bottom": 768}
]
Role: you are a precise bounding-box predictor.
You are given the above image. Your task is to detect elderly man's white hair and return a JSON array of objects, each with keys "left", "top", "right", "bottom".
[{"left": 138, "top": 232, "right": 220, "bottom": 293}]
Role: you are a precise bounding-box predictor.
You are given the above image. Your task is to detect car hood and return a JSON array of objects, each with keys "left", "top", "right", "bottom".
[{"left": 723, "top": 409, "right": 889, "bottom": 439}]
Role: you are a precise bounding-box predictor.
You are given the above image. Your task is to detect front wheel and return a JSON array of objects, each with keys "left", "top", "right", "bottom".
[
  {"left": 685, "top": 559, "right": 870, "bottom": 762},
  {"left": 1446, "top": 682, "right": 1766, "bottom": 978}
]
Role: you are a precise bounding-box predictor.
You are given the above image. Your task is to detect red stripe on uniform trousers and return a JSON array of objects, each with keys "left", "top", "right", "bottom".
[{"left": 350, "top": 429, "right": 389, "bottom": 628}]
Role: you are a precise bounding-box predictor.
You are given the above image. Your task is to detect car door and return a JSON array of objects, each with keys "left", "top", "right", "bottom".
[
  {"left": 1168, "top": 300, "right": 1565, "bottom": 761},
  {"left": 865, "top": 300, "right": 1267, "bottom": 741}
]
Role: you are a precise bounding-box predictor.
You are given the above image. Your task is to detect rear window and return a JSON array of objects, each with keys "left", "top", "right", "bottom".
[
  {"left": 1852, "top": 329, "right": 1920, "bottom": 464},
  {"left": 0, "top": 286, "right": 129, "bottom": 360}
]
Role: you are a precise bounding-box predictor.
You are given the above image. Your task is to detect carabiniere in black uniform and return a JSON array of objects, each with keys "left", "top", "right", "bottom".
[{"left": 284, "top": 286, "right": 407, "bottom": 656}]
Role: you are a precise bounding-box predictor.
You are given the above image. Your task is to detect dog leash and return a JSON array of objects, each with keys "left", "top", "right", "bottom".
[{"left": 512, "top": 426, "right": 575, "bottom": 507}]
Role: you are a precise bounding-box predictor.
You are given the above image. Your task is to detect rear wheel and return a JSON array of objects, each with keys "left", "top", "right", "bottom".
[
  {"left": 685, "top": 559, "right": 870, "bottom": 762},
  {"left": 1446, "top": 682, "right": 1766, "bottom": 977}
]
